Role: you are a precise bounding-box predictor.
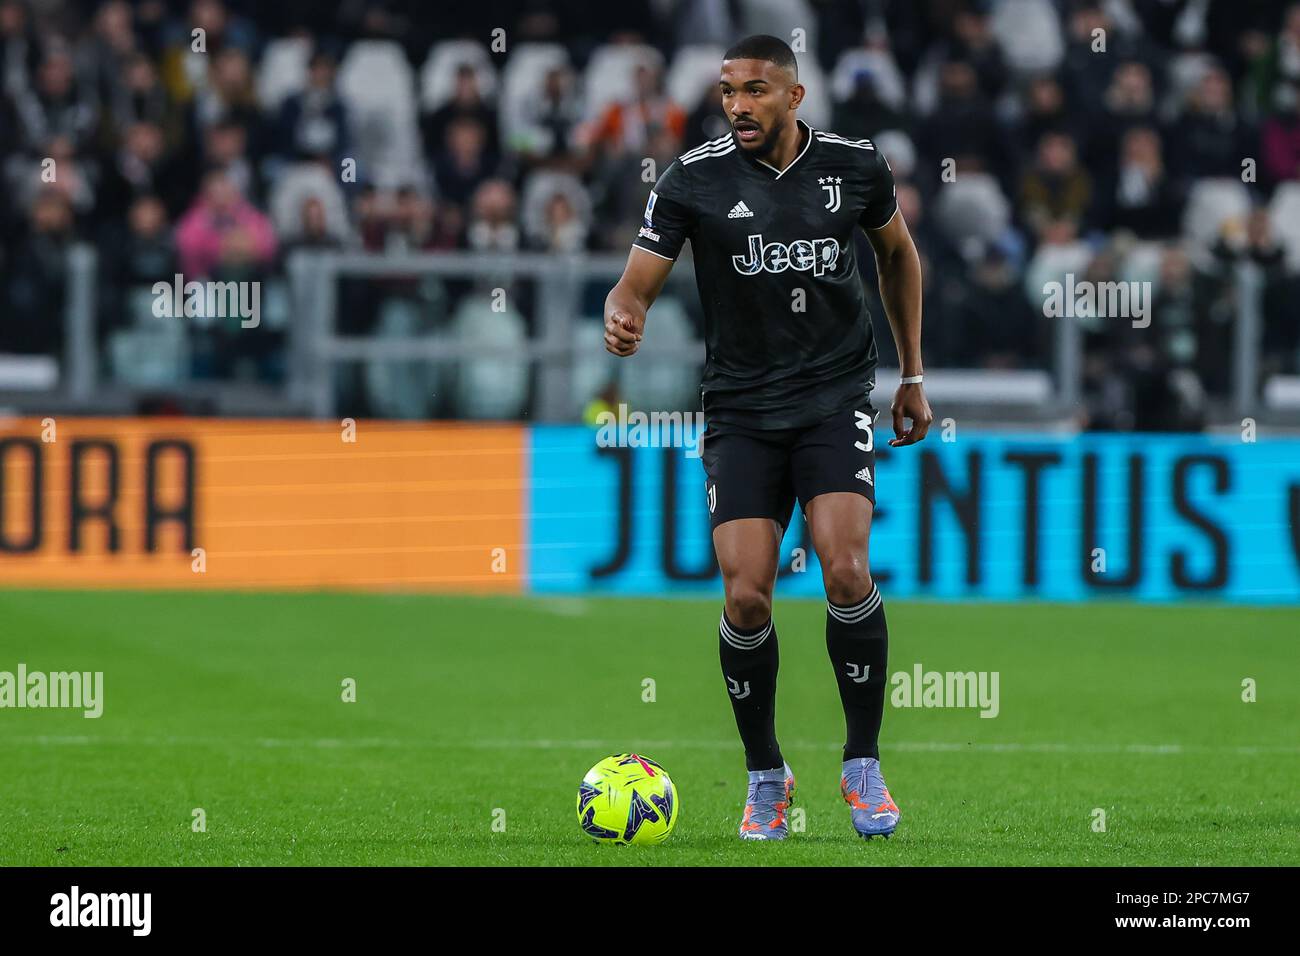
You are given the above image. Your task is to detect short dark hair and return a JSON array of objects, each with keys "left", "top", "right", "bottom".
[{"left": 723, "top": 34, "right": 798, "bottom": 81}]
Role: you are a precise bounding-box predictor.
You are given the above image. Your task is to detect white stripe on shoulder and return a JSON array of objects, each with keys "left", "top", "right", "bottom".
[
  {"left": 680, "top": 134, "right": 728, "bottom": 157},
  {"left": 679, "top": 134, "right": 732, "bottom": 161},
  {"left": 815, "top": 132, "right": 876, "bottom": 150},
  {"left": 682, "top": 142, "right": 735, "bottom": 164},
  {"left": 681, "top": 140, "right": 733, "bottom": 162},
  {"left": 816, "top": 131, "right": 875, "bottom": 144}
]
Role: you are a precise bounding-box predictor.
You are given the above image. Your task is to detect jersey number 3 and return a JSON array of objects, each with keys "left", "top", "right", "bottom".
[{"left": 854, "top": 410, "right": 874, "bottom": 452}]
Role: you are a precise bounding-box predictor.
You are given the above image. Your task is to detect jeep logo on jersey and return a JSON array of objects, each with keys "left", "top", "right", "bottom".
[{"left": 732, "top": 233, "right": 840, "bottom": 277}]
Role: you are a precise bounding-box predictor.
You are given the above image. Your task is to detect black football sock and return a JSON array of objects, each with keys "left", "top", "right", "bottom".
[
  {"left": 826, "top": 584, "right": 888, "bottom": 761},
  {"left": 718, "top": 611, "right": 783, "bottom": 771}
]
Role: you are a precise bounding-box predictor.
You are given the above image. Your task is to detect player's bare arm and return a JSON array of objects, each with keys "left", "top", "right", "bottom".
[
  {"left": 866, "top": 211, "right": 932, "bottom": 447},
  {"left": 604, "top": 247, "right": 673, "bottom": 357}
]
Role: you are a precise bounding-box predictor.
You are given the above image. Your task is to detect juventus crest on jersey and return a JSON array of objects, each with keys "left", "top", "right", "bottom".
[{"left": 632, "top": 119, "right": 899, "bottom": 430}]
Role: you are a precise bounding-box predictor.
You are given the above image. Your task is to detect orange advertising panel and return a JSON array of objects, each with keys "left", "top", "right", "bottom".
[{"left": 0, "top": 419, "right": 526, "bottom": 591}]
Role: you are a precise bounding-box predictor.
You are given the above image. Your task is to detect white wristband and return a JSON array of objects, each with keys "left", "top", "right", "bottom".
[{"left": 900, "top": 374, "right": 924, "bottom": 385}]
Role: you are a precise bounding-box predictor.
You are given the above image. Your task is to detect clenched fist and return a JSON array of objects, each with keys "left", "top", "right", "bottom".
[{"left": 604, "top": 309, "right": 644, "bottom": 357}]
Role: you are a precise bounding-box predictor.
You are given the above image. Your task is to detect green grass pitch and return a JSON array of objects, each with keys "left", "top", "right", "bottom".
[{"left": 1, "top": 589, "right": 1296, "bottom": 866}]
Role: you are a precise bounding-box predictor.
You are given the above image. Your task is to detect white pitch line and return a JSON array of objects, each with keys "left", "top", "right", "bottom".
[{"left": 1, "top": 735, "right": 1297, "bottom": 757}]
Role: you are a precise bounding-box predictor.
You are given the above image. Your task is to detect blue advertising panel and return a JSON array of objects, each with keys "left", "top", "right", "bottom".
[{"left": 529, "top": 426, "right": 1300, "bottom": 604}]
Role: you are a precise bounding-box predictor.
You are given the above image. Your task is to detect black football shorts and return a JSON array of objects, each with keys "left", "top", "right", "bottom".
[{"left": 699, "top": 400, "right": 878, "bottom": 531}]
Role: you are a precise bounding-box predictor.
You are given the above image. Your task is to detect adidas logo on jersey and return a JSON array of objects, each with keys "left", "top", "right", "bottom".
[
  {"left": 727, "top": 201, "right": 754, "bottom": 219},
  {"left": 855, "top": 467, "right": 874, "bottom": 486}
]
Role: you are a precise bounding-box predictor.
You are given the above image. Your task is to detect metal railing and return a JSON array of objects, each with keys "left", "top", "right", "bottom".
[
  {"left": 287, "top": 249, "right": 1083, "bottom": 422},
  {"left": 0, "top": 246, "right": 1278, "bottom": 423}
]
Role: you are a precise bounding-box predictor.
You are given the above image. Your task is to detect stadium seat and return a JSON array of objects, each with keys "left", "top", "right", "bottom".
[
  {"left": 667, "top": 45, "right": 727, "bottom": 114},
  {"left": 258, "top": 279, "right": 291, "bottom": 332},
  {"left": 1120, "top": 241, "right": 1167, "bottom": 288},
  {"left": 256, "top": 36, "right": 311, "bottom": 111},
  {"left": 831, "top": 48, "right": 907, "bottom": 110},
  {"left": 363, "top": 298, "right": 442, "bottom": 419},
  {"left": 686, "top": 18, "right": 830, "bottom": 127},
  {"left": 1023, "top": 241, "right": 1093, "bottom": 306},
  {"left": 990, "top": 0, "right": 1064, "bottom": 74},
  {"left": 1164, "top": 51, "right": 1217, "bottom": 115},
  {"left": 123, "top": 283, "right": 164, "bottom": 329},
  {"left": 908, "top": 50, "right": 944, "bottom": 118},
  {"left": 571, "top": 318, "right": 623, "bottom": 418},
  {"left": 1268, "top": 182, "right": 1300, "bottom": 271},
  {"left": 582, "top": 43, "right": 664, "bottom": 121},
  {"left": 620, "top": 296, "right": 699, "bottom": 413},
  {"left": 339, "top": 40, "right": 416, "bottom": 104},
  {"left": 519, "top": 170, "right": 592, "bottom": 248},
  {"left": 420, "top": 40, "right": 498, "bottom": 112},
  {"left": 338, "top": 40, "right": 423, "bottom": 188},
  {"left": 269, "top": 163, "right": 351, "bottom": 243},
  {"left": 109, "top": 319, "right": 189, "bottom": 387},
  {"left": 1182, "top": 178, "right": 1251, "bottom": 249},
  {"left": 448, "top": 296, "right": 530, "bottom": 419},
  {"left": 792, "top": 55, "right": 832, "bottom": 129},
  {"left": 1262, "top": 375, "right": 1300, "bottom": 410},
  {"left": 0, "top": 354, "right": 59, "bottom": 390},
  {"left": 737, "top": 0, "right": 818, "bottom": 58},
  {"left": 873, "top": 129, "right": 916, "bottom": 179},
  {"left": 499, "top": 43, "right": 572, "bottom": 150},
  {"left": 932, "top": 173, "right": 1012, "bottom": 246}
]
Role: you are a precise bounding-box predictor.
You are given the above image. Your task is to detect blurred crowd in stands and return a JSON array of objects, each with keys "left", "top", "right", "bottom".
[{"left": 1, "top": 0, "right": 1299, "bottom": 427}]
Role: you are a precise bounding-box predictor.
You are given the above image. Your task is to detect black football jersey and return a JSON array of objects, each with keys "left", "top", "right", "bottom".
[{"left": 632, "top": 118, "right": 898, "bottom": 430}]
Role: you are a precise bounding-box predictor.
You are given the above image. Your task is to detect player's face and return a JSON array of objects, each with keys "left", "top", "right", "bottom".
[{"left": 719, "top": 59, "right": 799, "bottom": 156}]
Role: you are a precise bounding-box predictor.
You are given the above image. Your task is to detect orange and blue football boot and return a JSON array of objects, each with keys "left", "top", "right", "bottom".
[
  {"left": 841, "top": 757, "right": 899, "bottom": 838},
  {"left": 738, "top": 762, "right": 796, "bottom": 841}
]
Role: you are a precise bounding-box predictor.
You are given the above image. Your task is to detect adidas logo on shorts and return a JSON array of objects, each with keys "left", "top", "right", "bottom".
[
  {"left": 855, "top": 467, "right": 873, "bottom": 485},
  {"left": 727, "top": 201, "right": 754, "bottom": 219}
]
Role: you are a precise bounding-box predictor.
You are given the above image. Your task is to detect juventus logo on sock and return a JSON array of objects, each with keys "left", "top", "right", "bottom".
[
  {"left": 719, "top": 611, "right": 782, "bottom": 770},
  {"left": 726, "top": 677, "right": 752, "bottom": 699},
  {"left": 825, "top": 586, "right": 888, "bottom": 762}
]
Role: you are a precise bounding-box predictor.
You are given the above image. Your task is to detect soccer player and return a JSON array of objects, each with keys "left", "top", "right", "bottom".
[{"left": 603, "top": 35, "right": 932, "bottom": 840}]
